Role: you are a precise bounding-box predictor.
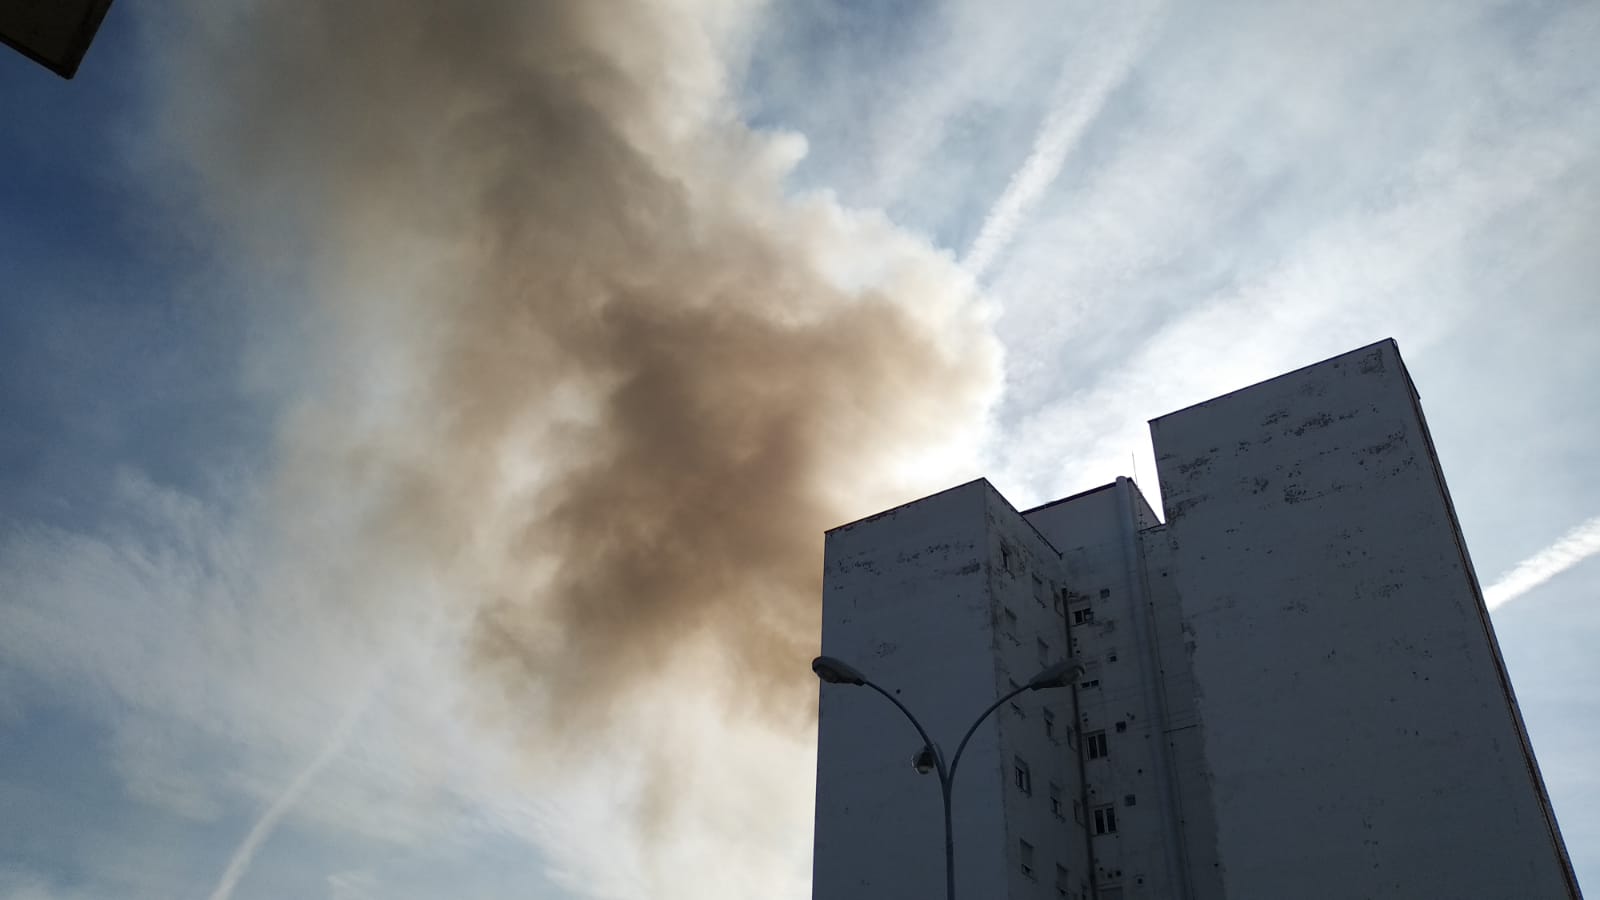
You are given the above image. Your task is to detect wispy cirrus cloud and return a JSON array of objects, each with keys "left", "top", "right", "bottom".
[{"left": 978, "top": 0, "right": 1600, "bottom": 504}]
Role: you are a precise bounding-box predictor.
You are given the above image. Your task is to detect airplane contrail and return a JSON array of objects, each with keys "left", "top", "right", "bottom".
[
  {"left": 962, "top": 2, "right": 1158, "bottom": 278},
  {"left": 207, "top": 681, "right": 377, "bottom": 900},
  {"left": 1483, "top": 514, "right": 1600, "bottom": 609}
]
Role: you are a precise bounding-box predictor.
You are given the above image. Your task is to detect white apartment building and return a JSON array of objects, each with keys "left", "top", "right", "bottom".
[{"left": 810, "top": 340, "right": 1581, "bottom": 900}]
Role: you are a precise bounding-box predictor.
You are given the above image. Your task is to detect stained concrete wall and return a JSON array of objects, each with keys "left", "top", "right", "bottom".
[
  {"left": 1150, "top": 339, "right": 1581, "bottom": 899},
  {"left": 985, "top": 487, "right": 1093, "bottom": 899},
  {"left": 1028, "top": 480, "right": 1220, "bottom": 900},
  {"left": 813, "top": 479, "right": 1090, "bottom": 900},
  {"left": 1135, "top": 527, "right": 1225, "bottom": 900}
]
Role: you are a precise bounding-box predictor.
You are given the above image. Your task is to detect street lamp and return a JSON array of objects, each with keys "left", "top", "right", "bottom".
[
  {"left": 812, "top": 654, "right": 1083, "bottom": 900},
  {"left": 811, "top": 656, "right": 868, "bottom": 685}
]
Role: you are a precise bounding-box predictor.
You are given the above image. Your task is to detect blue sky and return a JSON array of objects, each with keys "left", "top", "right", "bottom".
[{"left": 2, "top": 2, "right": 1597, "bottom": 898}]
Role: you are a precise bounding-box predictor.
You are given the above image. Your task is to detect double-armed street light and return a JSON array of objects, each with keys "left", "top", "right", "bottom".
[{"left": 812, "top": 655, "right": 1082, "bottom": 900}]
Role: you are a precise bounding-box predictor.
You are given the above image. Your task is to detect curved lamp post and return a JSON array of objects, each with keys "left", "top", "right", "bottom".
[{"left": 812, "top": 654, "right": 1081, "bottom": 900}]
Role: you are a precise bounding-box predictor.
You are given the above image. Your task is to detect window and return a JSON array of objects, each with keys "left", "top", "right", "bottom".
[
  {"left": 1124, "top": 794, "right": 1137, "bottom": 807},
  {"left": 1053, "top": 591, "right": 1065, "bottom": 617},
  {"left": 1013, "top": 757, "right": 1032, "bottom": 795},
  {"left": 1049, "top": 783, "right": 1063, "bottom": 818},
  {"left": 1086, "top": 730, "right": 1108, "bottom": 760},
  {"left": 1066, "top": 724, "right": 1078, "bottom": 748},
  {"left": 1080, "top": 679, "right": 1100, "bottom": 689},
  {"left": 1093, "top": 804, "right": 1118, "bottom": 835},
  {"left": 1115, "top": 720, "right": 1127, "bottom": 733},
  {"left": 1072, "top": 606, "right": 1094, "bottom": 626},
  {"left": 1033, "top": 575, "right": 1046, "bottom": 607},
  {"left": 1073, "top": 798, "right": 1085, "bottom": 825},
  {"left": 1042, "top": 709, "right": 1055, "bottom": 740},
  {"left": 1055, "top": 865, "right": 1070, "bottom": 898},
  {"left": 1099, "top": 588, "right": 1111, "bottom": 599},
  {"left": 1037, "top": 638, "right": 1050, "bottom": 666},
  {"left": 1019, "top": 839, "right": 1035, "bottom": 878}
]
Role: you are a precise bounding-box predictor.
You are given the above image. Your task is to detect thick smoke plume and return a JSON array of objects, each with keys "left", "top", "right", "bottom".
[{"left": 163, "top": 0, "right": 996, "bottom": 838}]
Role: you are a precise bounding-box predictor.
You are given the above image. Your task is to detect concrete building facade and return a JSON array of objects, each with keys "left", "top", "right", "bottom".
[{"left": 810, "top": 340, "right": 1581, "bottom": 900}]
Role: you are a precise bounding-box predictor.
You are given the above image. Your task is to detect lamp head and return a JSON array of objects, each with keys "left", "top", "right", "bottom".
[
  {"left": 911, "top": 745, "right": 938, "bottom": 775},
  {"left": 1027, "top": 660, "right": 1084, "bottom": 690},
  {"left": 812, "top": 655, "right": 868, "bottom": 686}
]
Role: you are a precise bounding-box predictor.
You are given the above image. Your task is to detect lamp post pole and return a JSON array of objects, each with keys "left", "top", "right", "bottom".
[{"left": 812, "top": 656, "right": 1080, "bottom": 900}]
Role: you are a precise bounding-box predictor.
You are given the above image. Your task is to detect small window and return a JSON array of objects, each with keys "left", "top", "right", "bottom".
[
  {"left": 1124, "top": 793, "right": 1137, "bottom": 807},
  {"left": 1093, "top": 804, "right": 1118, "bottom": 835},
  {"left": 1049, "top": 783, "right": 1064, "bottom": 818},
  {"left": 1014, "top": 757, "right": 1032, "bottom": 795},
  {"left": 1054, "top": 591, "right": 1065, "bottom": 616},
  {"left": 1066, "top": 724, "right": 1078, "bottom": 748},
  {"left": 1080, "top": 679, "right": 1100, "bottom": 689},
  {"left": 1001, "top": 545, "right": 1014, "bottom": 573},
  {"left": 1115, "top": 720, "right": 1127, "bottom": 733},
  {"left": 1019, "top": 839, "right": 1035, "bottom": 878},
  {"left": 1033, "top": 575, "right": 1046, "bottom": 607},
  {"left": 1099, "top": 588, "right": 1111, "bottom": 599},
  {"left": 1056, "top": 864, "right": 1070, "bottom": 897},
  {"left": 1042, "top": 709, "right": 1055, "bottom": 739},
  {"left": 1086, "top": 730, "right": 1108, "bottom": 760},
  {"left": 1073, "top": 798, "right": 1085, "bottom": 825},
  {"left": 1037, "top": 638, "right": 1050, "bottom": 666},
  {"left": 1072, "top": 607, "right": 1094, "bottom": 626}
]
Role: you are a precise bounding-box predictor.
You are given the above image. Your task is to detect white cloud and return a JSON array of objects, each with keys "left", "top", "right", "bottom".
[
  {"left": 973, "top": 0, "right": 1600, "bottom": 504},
  {"left": 988, "top": 115, "right": 1590, "bottom": 503},
  {"left": 963, "top": 1, "right": 1159, "bottom": 277},
  {"left": 1485, "top": 516, "right": 1600, "bottom": 610},
  {"left": 782, "top": 0, "right": 1072, "bottom": 208},
  {"left": 206, "top": 675, "right": 376, "bottom": 900},
  {"left": 0, "top": 470, "right": 562, "bottom": 893},
  {"left": 326, "top": 870, "right": 379, "bottom": 900}
]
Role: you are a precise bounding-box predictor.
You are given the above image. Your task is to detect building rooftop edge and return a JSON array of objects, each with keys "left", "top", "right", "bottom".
[
  {"left": 823, "top": 476, "right": 994, "bottom": 535},
  {"left": 1018, "top": 481, "right": 1118, "bottom": 515},
  {"left": 825, "top": 477, "right": 1071, "bottom": 558},
  {"left": 1147, "top": 337, "right": 1401, "bottom": 426}
]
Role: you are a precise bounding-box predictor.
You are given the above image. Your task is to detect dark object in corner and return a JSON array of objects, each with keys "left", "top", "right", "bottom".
[{"left": 0, "top": 0, "right": 115, "bottom": 79}]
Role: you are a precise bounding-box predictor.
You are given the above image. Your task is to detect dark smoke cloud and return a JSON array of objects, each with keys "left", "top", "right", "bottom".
[{"left": 164, "top": 0, "right": 997, "bottom": 735}]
